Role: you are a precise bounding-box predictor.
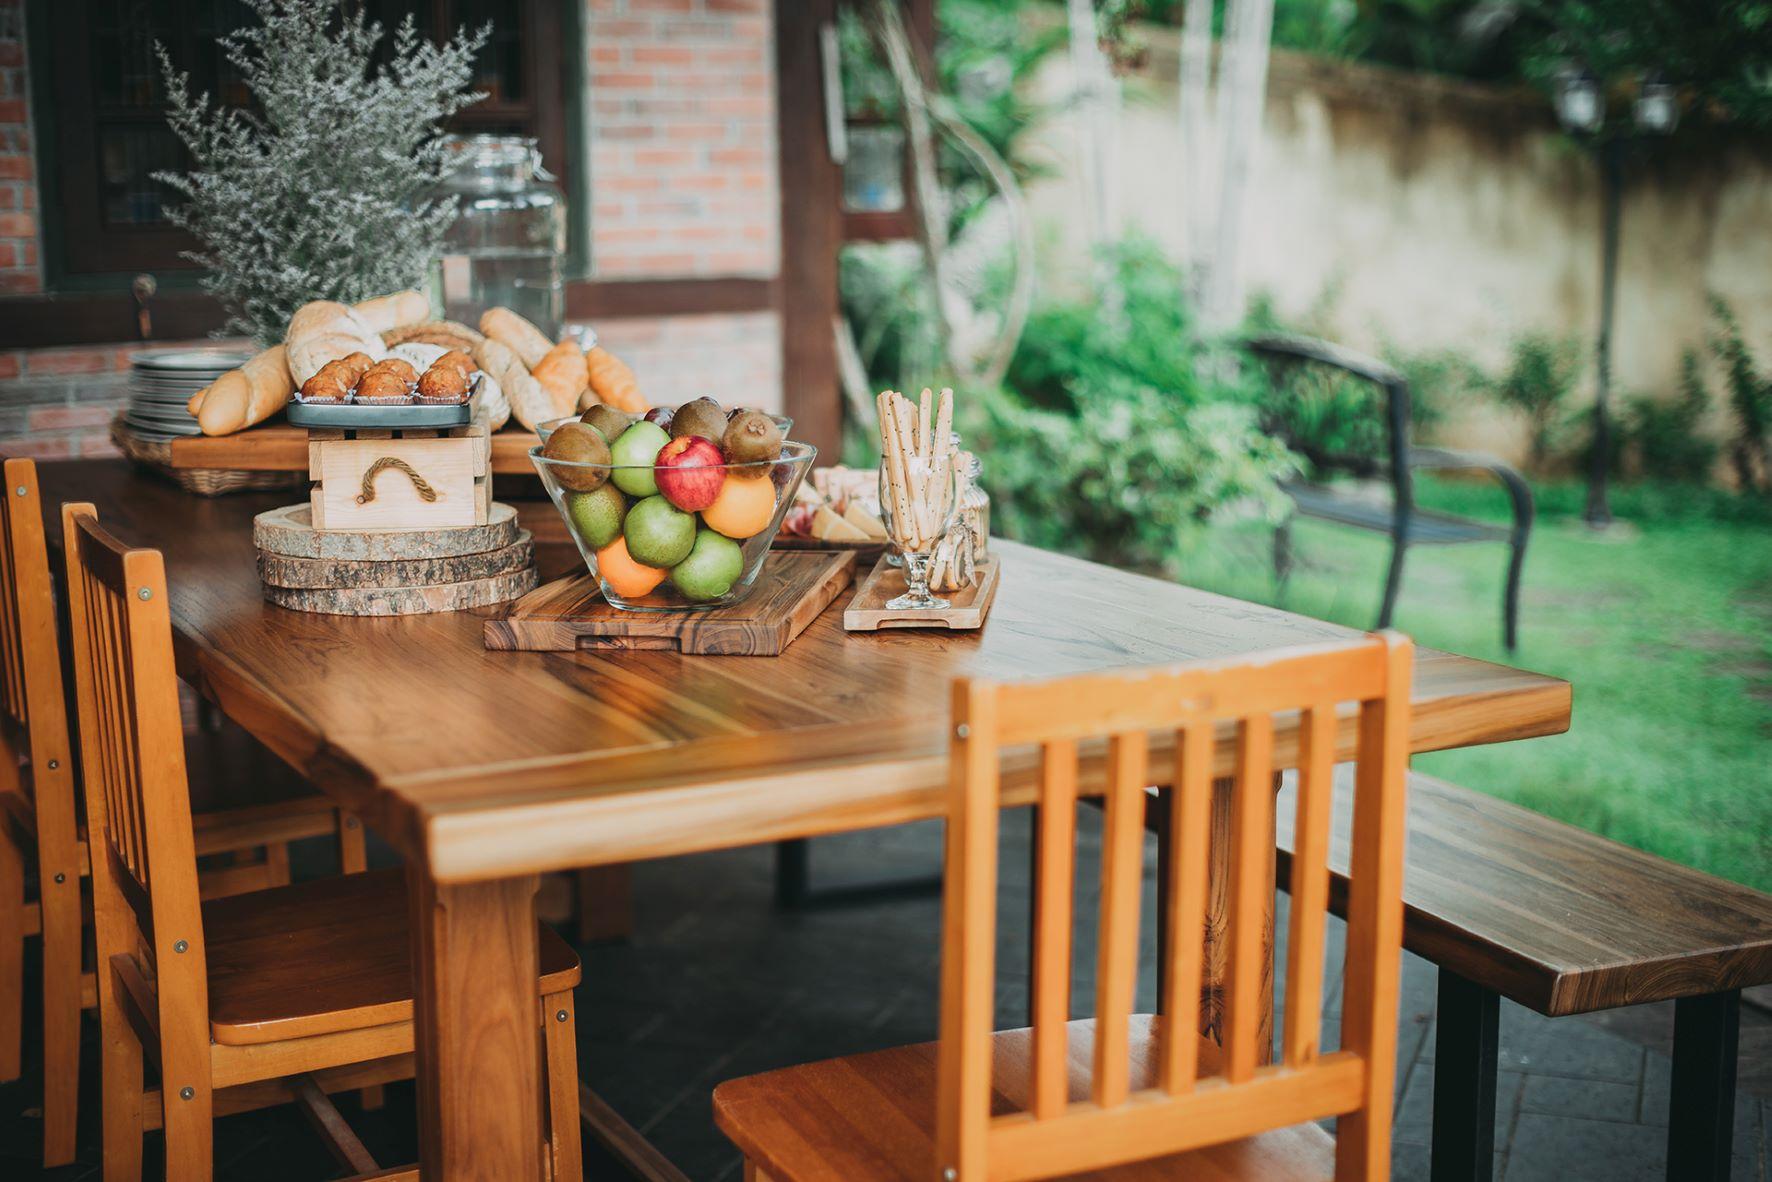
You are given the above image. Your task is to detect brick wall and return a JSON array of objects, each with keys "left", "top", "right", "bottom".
[
  {"left": 586, "top": 0, "right": 779, "bottom": 278},
  {"left": 0, "top": 0, "right": 40, "bottom": 293},
  {"left": 0, "top": 0, "right": 786, "bottom": 454}
]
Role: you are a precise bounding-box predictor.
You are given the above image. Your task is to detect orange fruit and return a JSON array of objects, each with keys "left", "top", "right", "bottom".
[
  {"left": 595, "top": 535, "right": 668, "bottom": 599},
  {"left": 701, "top": 471, "right": 777, "bottom": 539}
]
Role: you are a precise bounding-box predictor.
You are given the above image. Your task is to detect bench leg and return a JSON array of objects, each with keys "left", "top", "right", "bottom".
[
  {"left": 772, "top": 837, "right": 943, "bottom": 910},
  {"left": 1377, "top": 537, "right": 1408, "bottom": 630},
  {"left": 1430, "top": 969, "right": 1500, "bottom": 1182},
  {"left": 1667, "top": 990, "right": 1739, "bottom": 1182}
]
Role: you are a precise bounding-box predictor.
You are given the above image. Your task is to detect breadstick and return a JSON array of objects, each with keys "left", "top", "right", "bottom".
[
  {"left": 878, "top": 391, "right": 920, "bottom": 550},
  {"left": 918, "top": 387, "right": 933, "bottom": 469}
]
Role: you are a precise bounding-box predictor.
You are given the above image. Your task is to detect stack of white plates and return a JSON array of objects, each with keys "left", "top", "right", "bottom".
[{"left": 122, "top": 349, "right": 252, "bottom": 441}]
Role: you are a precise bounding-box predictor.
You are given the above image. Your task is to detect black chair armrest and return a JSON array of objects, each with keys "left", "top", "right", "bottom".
[
  {"left": 1245, "top": 333, "right": 1404, "bottom": 389},
  {"left": 1406, "top": 446, "right": 1535, "bottom": 538}
]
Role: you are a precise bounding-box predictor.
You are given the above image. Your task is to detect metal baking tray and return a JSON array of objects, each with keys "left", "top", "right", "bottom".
[{"left": 287, "top": 402, "right": 473, "bottom": 429}]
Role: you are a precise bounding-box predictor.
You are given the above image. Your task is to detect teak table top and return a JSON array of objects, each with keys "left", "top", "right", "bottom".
[{"left": 38, "top": 461, "right": 1571, "bottom": 884}]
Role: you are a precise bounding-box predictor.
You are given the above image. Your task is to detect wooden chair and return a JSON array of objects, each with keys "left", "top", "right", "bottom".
[
  {"left": 60, "top": 501, "right": 585, "bottom": 1182},
  {"left": 0, "top": 457, "right": 370, "bottom": 1167},
  {"left": 715, "top": 633, "right": 1414, "bottom": 1181}
]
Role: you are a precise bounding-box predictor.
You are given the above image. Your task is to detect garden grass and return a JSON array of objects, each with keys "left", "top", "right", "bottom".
[{"left": 1175, "top": 480, "right": 1772, "bottom": 891}]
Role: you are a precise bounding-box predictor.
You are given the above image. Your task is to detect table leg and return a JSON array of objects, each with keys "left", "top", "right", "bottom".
[
  {"left": 1667, "top": 990, "right": 1739, "bottom": 1182},
  {"left": 1430, "top": 969, "right": 1500, "bottom": 1182},
  {"left": 409, "top": 864, "right": 545, "bottom": 1181}
]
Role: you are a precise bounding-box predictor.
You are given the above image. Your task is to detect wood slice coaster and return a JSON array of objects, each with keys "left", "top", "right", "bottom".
[
  {"left": 253, "top": 501, "right": 521, "bottom": 561},
  {"left": 258, "top": 532, "right": 534, "bottom": 589},
  {"left": 483, "top": 550, "right": 856, "bottom": 656},
  {"left": 843, "top": 554, "right": 1000, "bottom": 632},
  {"left": 264, "top": 567, "right": 539, "bottom": 617}
]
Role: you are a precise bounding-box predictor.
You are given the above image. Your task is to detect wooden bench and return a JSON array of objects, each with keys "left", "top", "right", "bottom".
[{"left": 1271, "top": 771, "right": 1772, "bottom": 1182}]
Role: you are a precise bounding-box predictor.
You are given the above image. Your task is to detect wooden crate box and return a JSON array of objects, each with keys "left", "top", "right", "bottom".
[{"left": 309, "top": 423, "right": 491, "bottom": 531}]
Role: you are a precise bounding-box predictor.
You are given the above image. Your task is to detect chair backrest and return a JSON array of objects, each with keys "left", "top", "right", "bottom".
[
  {"left": 0, "top": 458, "right": 79, "bottom": 846},
  {"left": 937, "top": 632, "right": 1413, "bottom": 1182},
  {"left": 1246, "top": 333, "right": 1413, "bottom": 502},
  {"left": 59, "top": 502, "right": 208, "bottom": 1041}
]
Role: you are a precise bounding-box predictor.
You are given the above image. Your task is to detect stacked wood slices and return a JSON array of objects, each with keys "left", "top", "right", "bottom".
[{"left": 254, "top": 501, "right": 538, "bottom": 616}]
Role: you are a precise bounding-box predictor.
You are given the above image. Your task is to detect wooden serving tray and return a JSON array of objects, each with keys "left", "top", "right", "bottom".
[
  {"left": 843, "top": 554, "right": 1000, "bottom": 632},
  {"left": 484, "top": 549, "right": 856, "bottom": 656}
]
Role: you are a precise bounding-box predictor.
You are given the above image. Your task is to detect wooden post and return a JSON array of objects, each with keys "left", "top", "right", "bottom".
[{"left": 775, "top": 0, "right": 843, "bottom": 459}]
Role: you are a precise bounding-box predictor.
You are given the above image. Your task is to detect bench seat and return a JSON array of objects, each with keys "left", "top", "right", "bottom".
[{"left": 1274, "top": 770, "right": 1772, "bottom": 1018}]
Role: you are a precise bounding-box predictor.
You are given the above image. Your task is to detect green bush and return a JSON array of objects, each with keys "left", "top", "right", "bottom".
[
  {"left": 1709, "top": 297, "right": 1772, "bottom": 493},
  {"left": 957, "top": 242, "right": 1297, "bottom": 576},
  {"left": 1621, "top": 349, "right": 1717, "bottom": 482},
  {"left": 1492, "top": 333, "right": 1584, "bottom": 470}
]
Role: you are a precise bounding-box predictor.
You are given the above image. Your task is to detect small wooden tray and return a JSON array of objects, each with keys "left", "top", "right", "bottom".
[
  {"left": 843, "top": 554, "right": 1000, "bottom": 632},
  {"left": 484, "top": 550, "right": 856, "bottom": 656}
]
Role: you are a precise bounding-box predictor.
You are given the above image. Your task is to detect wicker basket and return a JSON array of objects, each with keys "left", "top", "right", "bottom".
[{"left": 111, "top": 415, "right": 305, "bottom": 498}]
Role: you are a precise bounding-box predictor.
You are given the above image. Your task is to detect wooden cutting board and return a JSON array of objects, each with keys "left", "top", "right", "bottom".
[
  {"left": 264, "top": 567, "right": 539, "bottom": 617},
  {"left": 483, "top": 550, "right": 856, "bottom": 656},
  {"left": 254, "top": 501, "right": 522, "bottom": 560},
  {"left": 842, "top": 554, "right": 1000, "bottom": 631},
  {"left": 257, "top": 532, "right": 534, "bottom": 589}
]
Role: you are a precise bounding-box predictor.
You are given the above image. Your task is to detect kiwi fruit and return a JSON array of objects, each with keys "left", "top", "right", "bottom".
[
  {"left": 669, "top": 396, "right": 728, "bottom": 443},
  {"left": 579, "top": 403, "right": 634, "bottom": 442},
  {"left": 722, "top": 409, "right": 783, "bottom": 464},
  {"left": 542, "top": 421, "right": 612, "bottom": 492}
]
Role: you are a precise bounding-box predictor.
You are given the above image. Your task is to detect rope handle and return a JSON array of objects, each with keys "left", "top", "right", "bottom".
[{"left": 356, "top": 456, "right": 439, "bottom": 505}]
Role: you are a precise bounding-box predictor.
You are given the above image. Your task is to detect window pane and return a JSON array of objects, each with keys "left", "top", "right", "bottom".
[
  {"left": 97, "top": 125, "right": 185, "bottom": 225},
  {"left": 452, "top": 0, "right": 526, "bottom": 104}
]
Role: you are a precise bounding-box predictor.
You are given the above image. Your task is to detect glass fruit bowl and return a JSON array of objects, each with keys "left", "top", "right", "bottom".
[
  {"left": 531, "top": 440, "right": 817, "bottom": 611},
  {"left": 535, "top": 408, "right": 793, "bottom": 444}
]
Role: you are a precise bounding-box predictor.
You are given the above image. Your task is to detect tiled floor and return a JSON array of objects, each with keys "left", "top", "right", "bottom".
[{"left": 3, "top": 812, "right": 1767, "bottom": 1180}]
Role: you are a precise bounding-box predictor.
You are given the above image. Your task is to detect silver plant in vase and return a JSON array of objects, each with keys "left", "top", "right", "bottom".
[{"left": 154, "top": 0, "right": 489, "bottom": 345}]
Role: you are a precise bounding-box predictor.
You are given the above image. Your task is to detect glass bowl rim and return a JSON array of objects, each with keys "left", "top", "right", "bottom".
[
  {"left": 535, "top": 409, "right": 793, "bottom": 437},
  {"left": 529, "top": 437, "right": 816, "bottom": 476}
]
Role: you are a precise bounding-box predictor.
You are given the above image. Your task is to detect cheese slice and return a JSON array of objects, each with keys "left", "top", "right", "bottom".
[{"left": 842, "top": 502, "right": 888, "bottom": 540}]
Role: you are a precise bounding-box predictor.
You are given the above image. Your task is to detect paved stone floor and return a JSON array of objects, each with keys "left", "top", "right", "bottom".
[{"left": 3, "top": 812, "right": 1766, "bottom": 1180}]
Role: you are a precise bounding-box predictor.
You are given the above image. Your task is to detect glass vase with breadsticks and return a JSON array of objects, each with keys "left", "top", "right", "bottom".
[{"left": 876, "top": 387, "right": 961, "bottom": 611}]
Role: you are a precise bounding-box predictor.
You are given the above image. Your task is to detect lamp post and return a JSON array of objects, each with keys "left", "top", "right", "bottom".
[{"left": 1553, "top": 66, "right": 1679, "bottom": 528}]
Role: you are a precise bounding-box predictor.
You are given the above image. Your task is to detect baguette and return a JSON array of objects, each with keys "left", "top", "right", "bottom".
[
  {"left": 353, "top": 289, "right": 430, "bottom": 334},
  {"left": 195, "top": 344, "right": 295, "bottom": 436},
  {"left": 530, "top": 340, "right": 589, "bottom": 417},
  {"left": 479, "top": 307, "right": 554, "bottom": 368},
  {"left": 473, "top": 337, "right": 553, "bottom": 431}
]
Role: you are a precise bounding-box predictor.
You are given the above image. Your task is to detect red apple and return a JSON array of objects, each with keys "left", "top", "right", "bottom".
[{"left": 654, "top": 435, "right": 727, "bottom": 512}]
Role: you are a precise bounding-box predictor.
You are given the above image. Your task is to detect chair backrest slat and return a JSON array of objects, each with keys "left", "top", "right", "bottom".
[
  {"left": 937, "top": 633, "right": 1413, "bottom": 1182},
  {"left": 1157, "top": 719, "right": 1212, "bottom": 1094},
  {"left": 1091, "top": 731, "right": 1148, "bottom": 1108},
  {"left": 1283, "top": 701, "right": 1338, "bottom": 1066},
  {"left": 1223, "top": 713, "right": 1275, "bottom": 1085},
  {"left": 1029, "top": 738, "right": 1077, "bottom": 1120}
]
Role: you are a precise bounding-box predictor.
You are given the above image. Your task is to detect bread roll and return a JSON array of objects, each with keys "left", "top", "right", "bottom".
[
  {"left": 196, "top": 345, "right": 296, "bottom": 436},
  {"left": 473, "top": 337, "right": 553, "bottom": 430},
  {"left": 353, "top": 289, "right": 430, "bottom": 334},
  {"left": 285, "top": 300, "right": 385, "bottom": 384},
  {"left": 584, "top": 345, "right": 647, "bottom": 413},
  {"left": 479, "top": 307, "right": 553, "bottom": 369},
  {"left": 530, "top": 340, "right": 589, "bottom": 417},
  {"left": 382, "top": 319, "right": 483, "bottom": 352}
]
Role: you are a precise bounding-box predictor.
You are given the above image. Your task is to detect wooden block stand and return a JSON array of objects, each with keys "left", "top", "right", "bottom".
[{"left": 308, "top": 421, "right": 491, "bottom": 532}]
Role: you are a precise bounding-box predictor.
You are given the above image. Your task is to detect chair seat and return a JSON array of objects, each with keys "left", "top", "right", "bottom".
[
  {"left": 713, "top": 1016, "right": 1335, "bottom": 1182},
  {"left": 203, "top": 867, "right": 581, "bottom": 1045},
  {"left": 1283, "top": 481, "right": 1510, "bottom": 545}
]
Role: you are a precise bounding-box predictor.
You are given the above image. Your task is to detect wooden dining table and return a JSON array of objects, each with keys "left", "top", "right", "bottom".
[{"left": 38, "top": 459, "right": 1571, "bottom": 1181}]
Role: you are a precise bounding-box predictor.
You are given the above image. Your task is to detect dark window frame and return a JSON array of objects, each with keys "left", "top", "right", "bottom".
[{"left": 32, "top": 0, "right": 569, "bottom": 287}]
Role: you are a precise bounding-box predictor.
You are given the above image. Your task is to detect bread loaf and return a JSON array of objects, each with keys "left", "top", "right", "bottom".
[
  {"left": 473, "top": 337, "right": 553, "bottom": 430},
  {"left": 195, "top": 345, "right": 296, "bottom": 436},
  {"left": 285, "top": 300, "right": 386, "bottom": 384},
  {"left": 353, "top": 289, "right": 430, "bottom": 334},
  {"left": 479, "top": 307, "right": 554, "bottom": 368},
  {"left": 584, "top": 345, "right": 647, "bottom": 414},
  {"left": 530, "top": 340, "right": 589, "bottom": 417}
]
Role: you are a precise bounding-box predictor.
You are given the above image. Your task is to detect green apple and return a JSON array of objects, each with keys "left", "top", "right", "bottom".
[
  {"left": 670, "top": 529, "right": 745, "bottom": 601},
  {"left": 565, "top": 484, "right": 627, "bottom": 550},
  {"left": 623, "top": 495, "right": 696, "bottom": 568},
  {"left": 609, "top": 420, "right": 670, "bottom": 497}
]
